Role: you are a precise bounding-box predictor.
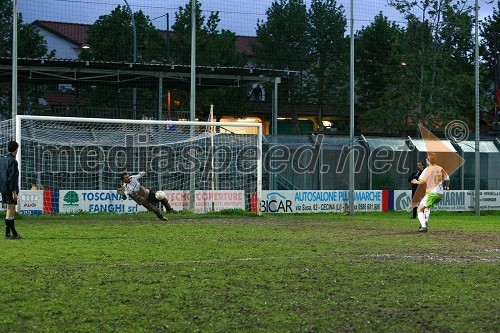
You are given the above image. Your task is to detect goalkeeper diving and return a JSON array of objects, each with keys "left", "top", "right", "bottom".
[{"left": 118, "top": 171, "right": 177, "bottom": 221}]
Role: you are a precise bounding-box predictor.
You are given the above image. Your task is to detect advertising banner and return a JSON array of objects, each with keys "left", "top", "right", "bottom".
[
  {"left": 393, "top": 190, "right": 500, "bottom": 211},
  {"left": 473, "top": 191, "right": 500, "bottom": 210},
  {"left": 17, "top": 189, "right": 499, "bottom": 215},
  {"left": 18, "top": 190, "right": 44, "bottom": 215},
  {"left": 17, "top": 189, "right": 245, "bottom": 215},
  {"left": 261, "top": 190, "right": 383, "bottom": 213},
  {"left": 57, "top": 190, "right": 148, "bottom": 214},
  {"left": 165, "top": 190, "right": 245, "bottom": 213}
]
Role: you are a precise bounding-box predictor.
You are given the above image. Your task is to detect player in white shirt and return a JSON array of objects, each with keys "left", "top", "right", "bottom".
[
  {"left": 118, "top": 171, "right": 176, "bottom": 221},
  {"left": 411, "top": 152, "right": 450, "bottom": 232}
]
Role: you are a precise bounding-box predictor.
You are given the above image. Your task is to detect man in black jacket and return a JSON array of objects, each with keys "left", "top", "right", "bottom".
[
  {"left": 0, "top": 141, "right": 22, "bottom": 239},
  {"left": 408, "top": 160, "right": 425, "bottom": 219}
]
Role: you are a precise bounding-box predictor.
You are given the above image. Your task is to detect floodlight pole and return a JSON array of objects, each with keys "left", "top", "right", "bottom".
[
  {"left": 12, "top": 0, "right": 18, "bottom": 132},
  {"left": 474, "top": 0, "right": 480, "bottom": 215},
  {"left": 190, "top": 0, "right": 196, "bottom": 123},
  {"left": 124, "top": 0, "right": 137, "bottom": 119},
  {"left": 12, "top": 1, "right": 19, "bottom": 208},
  {"left": 348, "top": 0, "right": 355, "bottom": 215},
  {"left": 189, "top": 0, "right": 197, "bottom": 211}
]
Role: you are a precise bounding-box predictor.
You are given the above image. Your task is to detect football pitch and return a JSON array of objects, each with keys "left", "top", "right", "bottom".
[{"left": 1, "top": 211, "right": 498, "bottom": 332}]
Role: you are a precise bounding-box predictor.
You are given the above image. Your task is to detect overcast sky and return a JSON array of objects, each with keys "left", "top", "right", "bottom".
[{"left": 19, "top": 0, "right": 497, "bottom": 36}]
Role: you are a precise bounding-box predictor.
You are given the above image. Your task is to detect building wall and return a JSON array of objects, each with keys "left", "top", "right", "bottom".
[{"left": 35, "top": 28, "right": 80, "bottom": 59}]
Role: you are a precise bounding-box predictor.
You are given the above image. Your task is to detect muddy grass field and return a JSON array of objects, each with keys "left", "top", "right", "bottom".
[{"left": 1, "top": 211, "right": 498, "bottom": 332}]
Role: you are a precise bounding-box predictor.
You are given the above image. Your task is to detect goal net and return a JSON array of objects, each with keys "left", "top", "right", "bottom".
[{"left": 16, "top": 115, "right": 262, "bottom": 214}]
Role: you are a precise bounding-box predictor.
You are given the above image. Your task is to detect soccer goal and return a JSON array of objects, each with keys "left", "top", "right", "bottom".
[{"left": 16, "top": 115, "right": 262, "bottom": 214}]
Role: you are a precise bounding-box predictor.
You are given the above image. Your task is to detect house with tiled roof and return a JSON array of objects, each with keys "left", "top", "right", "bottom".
[
  {"left": 41, "top": 90, "right": 86, "bottom": 107},
  {"left": 33, "top": 21, "right": 90, "bottom": 59},
  {"left": 32, "top": 20, "right": 256, "bottom": 60}
]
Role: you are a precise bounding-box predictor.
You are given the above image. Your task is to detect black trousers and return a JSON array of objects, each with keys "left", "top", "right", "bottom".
[
  {"left": 1, "top": 191, "right": 17, "bottom": 205},
  {"left": 147, "top": 190, "right": 160, "bottom": 204},
  {"left": 147, "top": 190, "right": 173, "bottom": 212},
  {"left": 411, "top": 189, "right": 417, "bottom": 218}
]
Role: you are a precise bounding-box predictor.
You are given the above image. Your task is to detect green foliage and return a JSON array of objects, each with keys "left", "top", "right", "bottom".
[
  {"left": 361, "top": 0, "right": 477, "bottom": 133},
  {"left": 0, "top": 0, "right": 53, "bottom": 119},
  {"left": 254, "top": 0, "right": 310, "bottom": 70},
  {"left": 77, "top": 6, "right": 167, "bottom": 118},
  {"left": 355, "top": 13, "right": 404, "bottom": 128},
  {"left": 480, "top": 1, "right": 500, "bottom": 124},
  {"left": 254, "top": 0, "right": 348, "bottom": 117},
  {"left": 481, "top": 1, "right": 500, "bottom": 74},
  {"left": 81, "top": 5, "right": 166, "bottom": 62},
  {"left": 169, "top": 0, "right": 248, "bottom": 119},
  {"left": 306, "top": 0, "right": 349, "bottom": 113},
  {"left": 253, "top": 0, "right": 311, "bottom": 104},
  {"left": 170, "top": 0, "right": 245, "bottom": 66},
  {"left": 0, "top": 0, "right": 51, "bottom": 58}
]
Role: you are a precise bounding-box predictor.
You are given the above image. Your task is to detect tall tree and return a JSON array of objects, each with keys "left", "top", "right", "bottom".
[
  {"left": 170, "top": 0, "right": 245, "bottom": 66},
  {"left": 355, "top": 13, "right": 403, "bottom": 118},
  {"left": 0, "top": 0, "right": 53, "bottom": 119},
  {"left": 78, "top": 6, "right": 167, "bottom": 118},
  {"left": 170, "top": 0, "right": 248, "bottom": 119},
  {"left": 306, "top": 0, "right": 348, "bottom": 127},
  {"left": 480, "top": 0, "right": 500, "bottom": 72},
  {"left": 480, "top": 0, "right": 500, "bottom": 123},
  {"left": 0, "top": 0, "right": 51, "bottom": 58},
  {"left": 254, "top": 0, "right": 310, "bottom": 133},
  {"left": 82, "top": 5, "right": 165, "bottom": 62},
  {"left": 431, "top": 2, "right": 475, "bottom": 124},
  {"left": 254, "top": 0, "right": 310, "bottom": 71},
  {"left": 370, "top": 0, "right": 477, "bottom": 134}
]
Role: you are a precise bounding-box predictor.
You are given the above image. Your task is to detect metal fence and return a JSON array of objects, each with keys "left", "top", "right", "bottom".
[
  {"left": 2, "top": 117, "right": 499, "bottom": 191},
  {"left": 263, "top": 135, "right": 500, "bottom": 191}
]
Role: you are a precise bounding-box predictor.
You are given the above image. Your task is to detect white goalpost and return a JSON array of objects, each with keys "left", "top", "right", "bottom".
[{"left": 15, "top": 115, "right": 262, "bottom": 214}]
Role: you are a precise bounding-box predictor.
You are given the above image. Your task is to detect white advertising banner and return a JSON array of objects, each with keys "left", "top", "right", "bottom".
[
  {"left": 18, "top": 190, "right": 44, "bottom": 215},
  {"left": 474, "top": 191, "right": 500, "bottom": 210},
  {"left": 392, "top": 190, "right": 413, "bottom": 211},
  {"left": 261, "top": 190, "right": 383, "bottom": 214},
  {"left": 34, "top": 190, "right": 244, "bottom": 215},
  {"left": 16, "top": 189, "right": 499, "bottom": 215},
  {"left": 393, "top": 190, "right": 500, "bottom": 211},
  {"left": 164, "top": 190, "right": 245, "bottom": 213},
  {"left": 58, "top": 190, "right": 148, "bottom": 214}
]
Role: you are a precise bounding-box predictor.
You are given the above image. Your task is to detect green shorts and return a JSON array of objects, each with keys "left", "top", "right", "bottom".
[{"left": 422, "top": 193, "right": 443, "bottom": 208}]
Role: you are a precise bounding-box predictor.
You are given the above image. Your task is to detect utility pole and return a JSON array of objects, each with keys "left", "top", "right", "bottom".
[{"left": 124, "top": 0, "right": 137, "bottom": 119}]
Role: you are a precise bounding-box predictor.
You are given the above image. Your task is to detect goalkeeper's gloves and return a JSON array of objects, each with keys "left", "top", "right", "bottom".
[{"left": 122, "top": 194, "right": 127, "bottom": 200}]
